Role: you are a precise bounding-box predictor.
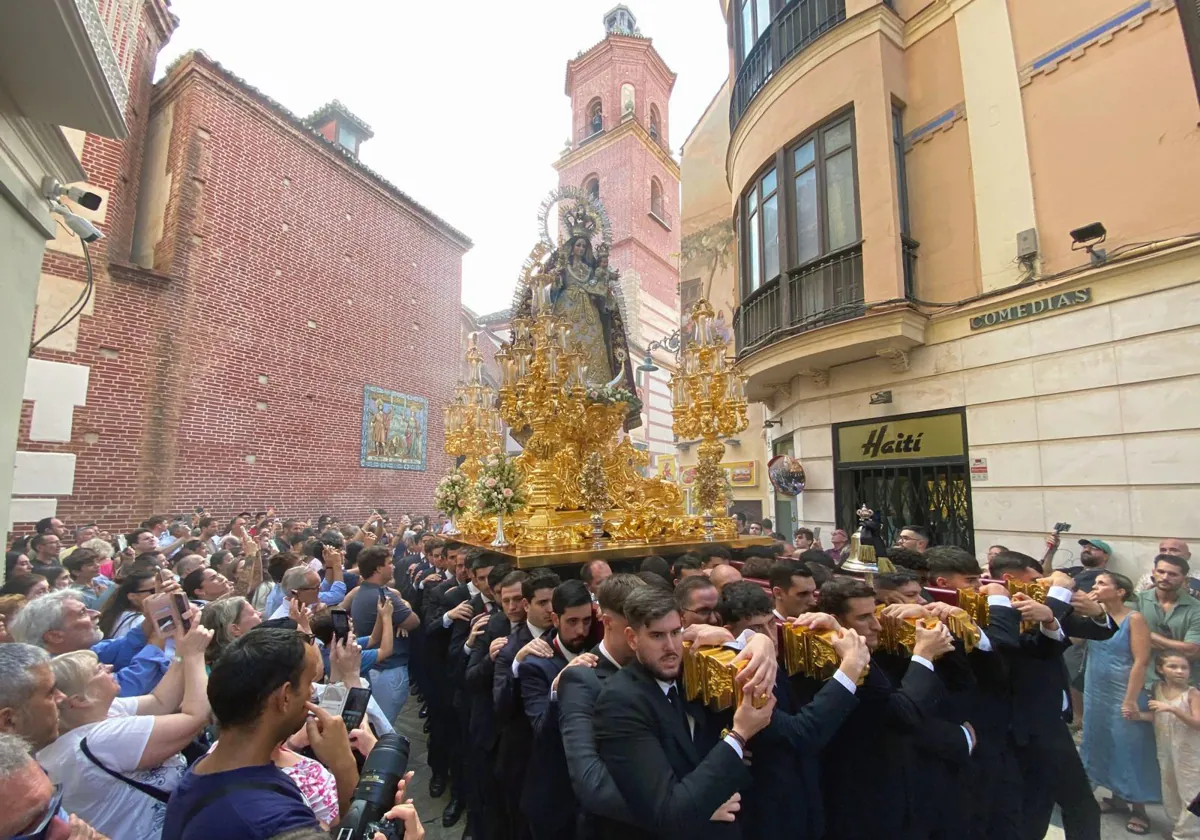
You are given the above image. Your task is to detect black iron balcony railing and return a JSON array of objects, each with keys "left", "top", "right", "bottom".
[
  {"left": 730, "top": 0, "right": 848, "bottom": 131},
  {"left": 733, "top": 242, "right": 865, "bottom": 355},
  {"left": 902, "top": 236, "right": 919, "bottom": 299}
]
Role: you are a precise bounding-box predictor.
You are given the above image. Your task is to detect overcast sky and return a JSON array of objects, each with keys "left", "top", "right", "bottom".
[{"left": 156, "top": 0, "right": 729, "bottom": 316}]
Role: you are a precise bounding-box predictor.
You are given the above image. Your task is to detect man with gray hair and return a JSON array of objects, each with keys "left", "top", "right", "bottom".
[
  {"left": 268, "top": 565, "right": 322, "bottom": 619},
  {"left": 10, "top": 590, "right": 171, "bottom": 696},
  {"left": 0, "top": 643, "right": 63, "bottom": 751},
  {"left": 0, "top": 731, "right": 110, "bottom": 838}
]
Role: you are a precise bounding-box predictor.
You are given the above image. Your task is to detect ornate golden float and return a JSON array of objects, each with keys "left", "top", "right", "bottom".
[{"left": 446, "top": 191, "right": 760, "bottom": 567}]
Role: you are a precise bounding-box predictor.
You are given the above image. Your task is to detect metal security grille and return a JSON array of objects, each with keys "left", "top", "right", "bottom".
[{"left": 836, "top": 462, "right": 974, "bottom": 553}]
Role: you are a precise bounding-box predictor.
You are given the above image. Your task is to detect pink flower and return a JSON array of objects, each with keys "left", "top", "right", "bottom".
[
  {"left": 485, "top": 478, "right": 497, "bottom": 488},
  {"left": 502, "top": 488, "right": 514, "bottom": 498},
  {"left": 458, "top": 500, "right": 467, "bottom": 508}
]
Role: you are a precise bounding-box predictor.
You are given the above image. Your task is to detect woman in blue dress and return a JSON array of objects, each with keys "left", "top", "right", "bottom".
[{"left": 1081, "top": 571, "right": 1162, "bottom": 835}]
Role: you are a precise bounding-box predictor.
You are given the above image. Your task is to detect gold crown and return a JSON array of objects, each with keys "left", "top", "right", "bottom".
[{"left": 563, "top": 202, "right": 598, "bottom": 240}]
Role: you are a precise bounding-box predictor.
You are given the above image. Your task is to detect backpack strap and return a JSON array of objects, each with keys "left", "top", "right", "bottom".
[{"left": 80, "top": 737, "right": 171, "bottom": 804}]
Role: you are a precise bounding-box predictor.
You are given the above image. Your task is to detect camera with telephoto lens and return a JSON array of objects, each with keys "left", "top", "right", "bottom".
[{"left": 333, "top": 733, "right": 411, "bottom": 840}]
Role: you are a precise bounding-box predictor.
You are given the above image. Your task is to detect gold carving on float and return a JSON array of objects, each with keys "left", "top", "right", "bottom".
[{"left": 442, "top": 191, "right": 750, "bottom": 563}]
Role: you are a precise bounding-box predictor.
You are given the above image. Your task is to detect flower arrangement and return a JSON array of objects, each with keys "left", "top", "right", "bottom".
[
  {"left": 433, "top": 470, "right": 471, "bottom": 518},
  {"left": 475, "top": 453, "right": 528, "bottom": 517},
  {"left": 585, "top": 384, "right": 638, "bottom": 406}
]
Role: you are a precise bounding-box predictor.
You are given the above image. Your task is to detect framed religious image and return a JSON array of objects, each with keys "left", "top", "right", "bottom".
[
  {"left": 655, "top": 454, "right": 677, "bottom": 483},
  {"left": 361, "top": 386, "right": 428, "bottom": 471}
]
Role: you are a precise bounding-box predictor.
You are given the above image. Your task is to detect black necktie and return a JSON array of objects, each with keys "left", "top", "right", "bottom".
[{"left": 666, "top": 685, "right": 690, "bottom": 739}]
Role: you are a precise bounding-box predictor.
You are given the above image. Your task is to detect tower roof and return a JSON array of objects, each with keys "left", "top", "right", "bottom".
[{"left": 604, "top": 5, "right": 641, "bottom": 36}]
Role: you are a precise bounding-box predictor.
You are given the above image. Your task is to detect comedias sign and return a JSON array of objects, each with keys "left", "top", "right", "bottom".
[
  {"left": 836, "top": 412, "right": 966, "bottom": 465},
  {"left": 969, "top": 288, "right": 1091, "bottom": 330}
]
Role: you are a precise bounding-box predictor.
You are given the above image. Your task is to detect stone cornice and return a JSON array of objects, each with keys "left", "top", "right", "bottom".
[
  {"left": 555, "top": 117, "right": 681, "bottom": 179},
  {"left": 566, "top": 35, "right": 677, "bottom": 95},
  {"left": 727, "top": 4, "right": 903, "bottom": 187}
]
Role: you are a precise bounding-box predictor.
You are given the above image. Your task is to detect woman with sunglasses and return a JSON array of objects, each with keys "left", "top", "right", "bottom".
[{"left": 98, "top": 570, "right": 159, "bottom": 639}]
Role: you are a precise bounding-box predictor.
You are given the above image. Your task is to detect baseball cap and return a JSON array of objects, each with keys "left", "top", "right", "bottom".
[{"left": 1079, "top": 538, "right": 1112, "bottom": 555}]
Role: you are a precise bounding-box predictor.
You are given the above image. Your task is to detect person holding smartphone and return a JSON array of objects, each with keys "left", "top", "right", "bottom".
[{"left": 349, "top": 547, "right": 420, "bottom": 723}]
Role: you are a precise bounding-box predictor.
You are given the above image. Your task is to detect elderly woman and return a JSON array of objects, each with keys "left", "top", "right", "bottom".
[
  {"left": 36, "top": 620, "right": 211, "bottom": 840},
  {"left": 199, "top": 596, "right": 262, "bottom": 667},
  {"left": 79, "top": 536, "right": 117, "bottom": 579}
]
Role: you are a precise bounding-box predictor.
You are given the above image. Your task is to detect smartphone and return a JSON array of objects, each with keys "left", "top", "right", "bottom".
[
  {"left": 171, "top": 593, "right": 192, "bottom": 632},
  {"left": 146, "top": 594, "right": 177, "bottom": 635},
  {"left": 330, "top": 609, "right": 350, "bottom": 644},
  {"left": 317, "top": 684, "right": 349, "bottom": 718},
  {"left": 1054, "top": 522, "right": 1072, "bottom": 533},
  {"left": 813, "top": 526, "right": 822, "bottom": 541},
  {"left": 378, "top": 590, "right": 387, "bottom": 606},
  {"left": 341, "top": 687, "right": 372, "bottom": 730}
]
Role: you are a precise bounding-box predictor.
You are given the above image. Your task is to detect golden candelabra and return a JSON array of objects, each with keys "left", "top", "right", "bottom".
[
  {"left": 669, "top": 299, "right": 749, "bottom": 541},
  {"left": 444, "top": 332, "right": 503, "bottom": 483}
]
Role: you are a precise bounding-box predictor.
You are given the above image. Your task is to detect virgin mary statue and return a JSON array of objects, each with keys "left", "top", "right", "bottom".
[{"left": 514, "top": 202, "right": 641, "bottom": 431}]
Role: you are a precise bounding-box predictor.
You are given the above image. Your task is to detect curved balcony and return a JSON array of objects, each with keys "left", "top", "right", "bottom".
[
  {"left": 730, "top": 0, "right": 849, "bottom": 131},
  {"left": 732, "top": 242, "right": 926, "bottom": 401}
]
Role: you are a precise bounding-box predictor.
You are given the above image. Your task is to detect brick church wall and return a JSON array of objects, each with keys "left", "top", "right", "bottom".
[{"left": 18, "top": 47, "right": 469, "bottom": 531}]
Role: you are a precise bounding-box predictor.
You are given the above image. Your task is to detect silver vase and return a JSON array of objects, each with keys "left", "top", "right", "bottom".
[
  {"left": 491, "top": 512, "right": 510, "bottom": 548},
  {"left": 445, "top": 513, "right": 460, "bottom": 536},
  {"left": 590, "top": 512, "right": 605, "bottom": 548}
]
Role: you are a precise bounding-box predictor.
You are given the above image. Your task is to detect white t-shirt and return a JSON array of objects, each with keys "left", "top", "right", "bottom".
[
  {"left": 110, "top": 609, "right": 141, "bottom": 639},
  {"left": 37, "top": 696, "right": 187, "bottom": 840}
]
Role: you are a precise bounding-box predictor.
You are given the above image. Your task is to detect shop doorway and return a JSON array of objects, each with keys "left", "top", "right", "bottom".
[{"left": 832, "top": 409, "right": 974, "bottom": 553}]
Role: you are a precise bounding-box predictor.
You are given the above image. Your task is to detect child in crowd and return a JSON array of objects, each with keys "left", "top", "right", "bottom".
[{"left": 1141, "top": 653, "right": 1200, "bottom": 839}]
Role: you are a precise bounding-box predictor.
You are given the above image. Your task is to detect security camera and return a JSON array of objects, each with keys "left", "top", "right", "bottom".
[
  {"left": 41, "top": 176, "right": 102, "bottom": 211},
  {"left": 50, "top": 200, "right": 104, "bottom": 243}
]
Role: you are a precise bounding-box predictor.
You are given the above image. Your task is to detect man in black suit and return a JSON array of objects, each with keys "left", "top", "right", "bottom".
[
  {"left": 988, "top": 551, "right": 1115, "bottom": 840},
  {"left": 447, "top": 554, "right": 507, "bottom": 834},
  {"left": 397, "top": 535, "right": 440, "bottom": 713},
  {"left": 905, "top": 547, "right": 1023, "bottom": 840},
  {"left": 493, "top": 572, "right": 561, "bottom": 840},
  {"left": 517, "top": 579, "right": 597, "bottom": 840},
  {"left": 716, "top": 581, "right": 866, "bottom": 840},
  {"left": 812, "top": 578, "right": 954, "bottom": 840},
  {"left": 593, "top": 586, "right": 775, "bottom": 840},
  {"left": 466, "top": 570, "right": 529, "bottom": 840},
  {"left": 424, "top": 543, "right": 471, "bottom": 814},
  {"left": 559, "top": 573, "right": 648, "bottom": 837}
]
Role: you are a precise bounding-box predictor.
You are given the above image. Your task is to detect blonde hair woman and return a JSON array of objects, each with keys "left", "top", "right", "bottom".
[{"left": 36, "top": 620, "right": 212, "bottom": 840}]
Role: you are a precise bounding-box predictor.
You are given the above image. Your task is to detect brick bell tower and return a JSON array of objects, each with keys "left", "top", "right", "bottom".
[{"left": 555, "top": 5, "right": 680, "bottom": 464}]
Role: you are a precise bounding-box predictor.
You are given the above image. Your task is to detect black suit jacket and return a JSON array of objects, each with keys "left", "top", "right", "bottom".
[
  {"left": 449, "top": 593, "right": 497, "bottom": 711},
  {"left": 465, "top": 611, "right": 511, "bottom": 751},
  {"left": 518, "top": 635, "right": 576, "bottom": 831},
  {"left": 559, "top": 646, "right": 628, "bottom": 828},
  {"left": 998, "top": 594, "right": 1115, "bottom": 744},
  {"left": 493, "top": 622, "right": 537, "bottom": 786},
  {"left": 593, "top": 660, "right": 751, "bottom": 840},
  {"left": 813, "top": 655, "right": 944, "bottom": 840},
  {"left": 739, "top": 667, "right": 858, "bottom": 840}
]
